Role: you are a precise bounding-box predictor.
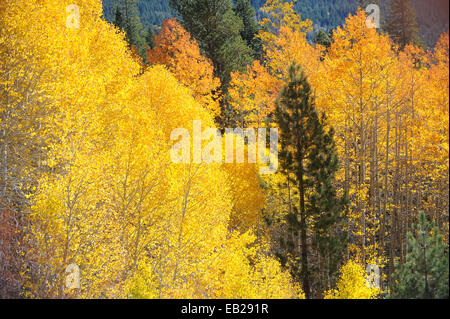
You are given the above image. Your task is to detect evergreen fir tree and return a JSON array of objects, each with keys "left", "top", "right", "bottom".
[
  {"left": 146, "top": 26, "right": 155, "bottom": 50},
  {"left": 385, "top": 0, "right": 421, "bottom": 48},
  {"left": 233, "top": 0, "right": 262, "bottom": 59},
  {"left": 275, "top": 63, "right": 346, "bottom": 298},
  {"left": 308, "top": 111, "right": 347, "bottom": 295},
  {"left": 169, "top": 0, "right": 253, "bottom": 102},
  {"left": 389, "top": 212, "right": 449, "bottom": 299},
  {"left": 113, "top": 0, "right": 147, "bottom": 61},
  {"left": 314, "top": 29, "right": 330, "bottom": 48},
  {"left": 114, "top": 7, "right": 124, "bottom": 30}
]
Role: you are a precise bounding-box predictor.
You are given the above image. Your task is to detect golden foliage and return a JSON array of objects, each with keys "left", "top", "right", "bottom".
[
  {"left": 1, "top": 0, "right": 301, "bottom": 298},
  {"left": 147, "top": 18, "right": 221, "bottom": 117},
  {"left": 324, "top": 260, "right": 380, "bottom": 299}
]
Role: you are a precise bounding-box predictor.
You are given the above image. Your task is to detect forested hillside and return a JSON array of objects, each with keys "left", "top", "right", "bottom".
[
  {"left": 102, "top": 0, "right": 449, "bottom": 47},
  {"left": 102, "top": 0, "right": 358, "bottom": 31},
  {"left": 103, "top": 0, "right": 173, "bottom": 29}
]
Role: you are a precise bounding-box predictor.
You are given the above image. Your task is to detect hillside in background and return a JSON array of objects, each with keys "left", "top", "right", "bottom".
[
  {"left": 101, "top": 0, "right": 358, "bottom": 34},
  {"left": 103, "top": 0, "right": 172, "bottom": 29},
  {"left": 404, "top": 0, "right": 449, "bottom": 47},
  {"left": 102, "top": 0, "right": 448, "bottom": 47}
]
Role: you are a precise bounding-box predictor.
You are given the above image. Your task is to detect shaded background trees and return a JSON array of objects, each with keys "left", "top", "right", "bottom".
[{"left": 103, "top": 0, "right": 449, "bottom": 48}]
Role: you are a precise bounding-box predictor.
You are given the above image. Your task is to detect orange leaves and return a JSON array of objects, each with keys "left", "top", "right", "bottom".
[
  {"left": 329, "top": 8, "right": 383, "bottom": 54},
  {"left": 229, "top": 1, "right": 320, "bottom": 127},
  {"left": 426, "top": 32, "right": 449, "bottom": 155},
  {"left": 269, "top": 25, "right": 323, "bottom": 81},
  {"left": 229, "top": 60, "right": 281, "bottom": 127},
  {"left": 432, "top": 32, "right": 449, "bottom": 67},
  {"left": 147, "top": 18, "right": 221, "bottom": 117}
]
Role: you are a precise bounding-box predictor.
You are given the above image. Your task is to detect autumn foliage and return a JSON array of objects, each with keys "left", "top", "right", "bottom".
[
  {"left": 147, "top": 18, "right": 221, "bottom": 117},
  {"left": 230, "top": 1, "right": 448, "bottom": 298},
  {"left": 0, "top": 0, "right": 302, "bottom": 299},
  {"left": 0, "top": 0, "right": 448, "bottom": 299}
]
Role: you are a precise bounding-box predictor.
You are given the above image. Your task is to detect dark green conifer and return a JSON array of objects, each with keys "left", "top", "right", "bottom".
[
  {"left": 390, "top": 212, "right": 449, "bottom": 299},
  {"left": 385, "top": 0, "right": 421, "bottom": 48},
  {"left": 276, "top": 63, "right": 346, "bottom": 298}
]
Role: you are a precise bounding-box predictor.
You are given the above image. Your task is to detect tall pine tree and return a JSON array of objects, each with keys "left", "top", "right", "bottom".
[
  {"left": 113, "top": 0, "right": 147, "bottom": 61},
  {"left": 276, "top": 63, "right": 346, "bottom": 298},
  {"left": 114, "top": 6, "right": 124, "bottom": 30},
  {"left": 146, "top": 26, "right": 155, "bottom": 50},
  {"left": 385, "top": 0, "right": 421, "bottom": 48},
  {"left": 233, "top": 0, "right": 262, "bottom": 59}
]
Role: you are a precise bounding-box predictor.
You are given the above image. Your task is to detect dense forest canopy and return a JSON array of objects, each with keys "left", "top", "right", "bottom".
[{"left": 1, "top": 0, "right": 448, "bottom": 300}]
